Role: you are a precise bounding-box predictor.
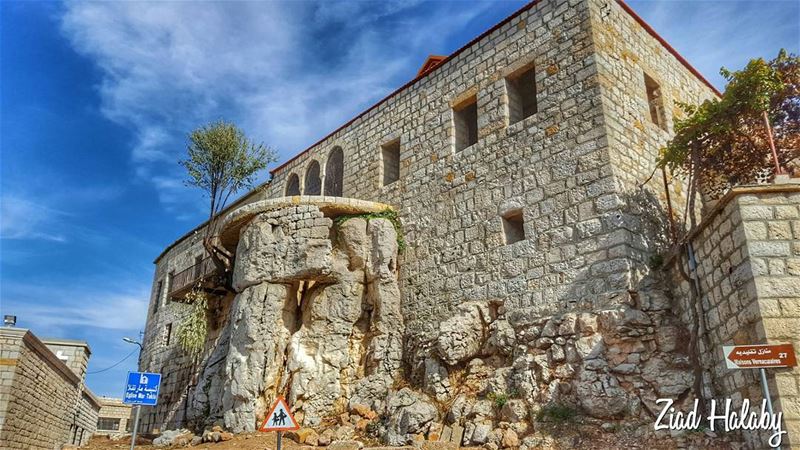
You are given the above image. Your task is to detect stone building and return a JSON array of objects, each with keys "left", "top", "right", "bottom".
[
  {"left": 138, "top": 0, "right": 799, "bottom": 447},
  {"left": 0, "top": 328, "right": 101, "bottom": 448},
  {"left": 95, "top": 397, "right": 133, "bottom": 437}
]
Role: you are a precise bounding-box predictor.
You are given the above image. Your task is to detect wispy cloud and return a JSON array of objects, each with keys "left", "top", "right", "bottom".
[
  {"left": 1, "top": 194, "right": 70, "bottom": 242},
  {"left": 59, "top": 1, "right": 495, "bottom": 212},
  {"left": 0, "top": 281, "right": 150, "bottom": 335},
  {"left": 0, "top": 185, "right": 122, "bottom": 243}
]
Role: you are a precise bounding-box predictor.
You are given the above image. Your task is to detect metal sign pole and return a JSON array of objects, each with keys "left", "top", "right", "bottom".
[
  {"left": 277, "top": 430, "right": 282, "bottom": 450},
  {"left": 759, "top": 368, "right": 780, "bottom": 449},
  {"left": 129, "top": 404, "right": 141, "bottom": 450}
]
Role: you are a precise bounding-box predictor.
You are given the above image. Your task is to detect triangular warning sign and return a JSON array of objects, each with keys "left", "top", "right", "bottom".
[{"left": 259, "top": 396, "right": 300, "bottom": 432}]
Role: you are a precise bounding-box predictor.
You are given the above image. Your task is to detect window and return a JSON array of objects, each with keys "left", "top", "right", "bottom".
[
  {"left": 285, "top": 173, "right": 300, "bottom": 196},
  {"left": 164, "top": 323, "right": 172, "bottom": 346},
  {"left": 453, "top": 96, "right": 478, "bottom": 152},
  {"left": 324, "top": 147, "right": 344, "bottom": 196},
  {"left": 304, "top": 160, "right": 321, "bottom": 195},
  {"left": 644, "top": 72, "right": 666, "bottom": 130},
  {"left": 166, "top": 271, "right": 174, "bottom": 297},
  {"left": 381, "top": 139, "right": 400, "bottom": 186},
  {"left": 97, "top": 417, "right": 120, "bottom": 431},
  {"left": 507, "top": 65, "right": 537, "bottom": 124},
  {"left": 502, "top": 210, "right": 525, "bottom": 244},
  {"left": 152, "top": 280, "right": 163, "bottom": 315}
]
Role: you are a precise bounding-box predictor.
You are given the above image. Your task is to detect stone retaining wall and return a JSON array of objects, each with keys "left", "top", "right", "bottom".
[
  {"left": 667, "top": 184, "right": 800, "bottom": 448},
  {"left": 0, "top": 328, "right": 100, "bottom": 449}
]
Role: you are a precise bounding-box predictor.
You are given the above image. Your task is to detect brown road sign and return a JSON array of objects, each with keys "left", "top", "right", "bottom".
[{"left": 723, "top": 343, "right": 797, "bottom": 369}]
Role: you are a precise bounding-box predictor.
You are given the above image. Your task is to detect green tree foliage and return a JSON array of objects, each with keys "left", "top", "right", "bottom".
[
  {"left": 181, "top": 120, "right": 276, "bottom": 224},
  {"left": 180, "top": 120, "right": 276, "bottom": 272},
  {"left": 658, "top": 50, "right": 799, "bottom": 226}
]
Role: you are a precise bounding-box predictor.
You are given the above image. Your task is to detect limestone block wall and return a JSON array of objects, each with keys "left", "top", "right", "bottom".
[
  {"left": 0, "top": 328, "right": 99, "bottom": 449},
  {"left": 139, "top": 0, "right": 729, "bottom": 437},
  {"left": 96, "top": 397, "right": 133, "bottom": 435},
  {"left": 265, "top": 0, "right": 615, "bottom": 328},
  {"left": 588, "top": 0, "right": 718, "bottom": 273},
  {"left": 667, "top": 184, "right": 800, "bottom": 448},
  {"left": 42, "top": 338, "right": 91, "bottom": 380}
]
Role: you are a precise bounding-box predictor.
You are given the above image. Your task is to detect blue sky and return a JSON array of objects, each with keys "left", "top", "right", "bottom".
[{"left": 1, "top": 0, "right": 797, "bottom": 397}]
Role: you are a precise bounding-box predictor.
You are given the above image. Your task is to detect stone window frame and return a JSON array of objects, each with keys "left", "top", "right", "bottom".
[
  {"left": 505, "top": 60, "right": 538, "bottom": 126},
  {"left": 450, "top": 87, "right": 480, "bottom": 153},
  {"left": 643, "top": 70, "right": 668, "bottom": 131},
  {"left": 324, "top": 146, "right": 345, "bottom": 197},
  {"left": 501, "top": 208, "right": 526, "bottom": 245},
  {"left": 164, "top": 323, "right": 172, "bottom": 347},
  {"left": 380, "top": 137, "right": 402, "bottom": 187},
  {"left": 285, "top": 173, "right": 301, "bottom": 196},
  {"left": 152, "top": 279, "right": 163, "bottom": 316},
  {"left": 97, "top": 417, "right": 121, "bottom": 431},
  {"left": 303, "top": 160, "right": 322, "bottom": 195}
]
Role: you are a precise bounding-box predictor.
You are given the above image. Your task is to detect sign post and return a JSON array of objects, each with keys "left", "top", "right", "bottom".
[
  {"left": 259, "top": 397, "right": 300, "bottom": 450},
  {"left": 723, "top": 343, "right": 797, "bottom": 448},
  {"left": 123, "top": 371, "right": 162, "bottom": 450}
]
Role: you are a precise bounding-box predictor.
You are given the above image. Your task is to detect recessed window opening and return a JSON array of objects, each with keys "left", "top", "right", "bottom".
[
  {"left": 454, "top": 96, "right": 478, "bottom": 152},
  {"left": 285, "top": 173, "right": 300, "bottom": 196},
  {"left": 382, "top": 139, "right": 401, "bottom": 186},
  {"left": 324, "top": 147, "right": 344, "bottom": 196},
  {"left": 304, "top": 160, "right": 322, "bottom": 195},
  {"left": 502, "top": 210, "right": 525, "bottom": 244},
  {"left": 644, "top": 72, "right": 666, "bottom": 130},
  {"left": 507, "top": 65, "right": 537, "bottom": 124}
]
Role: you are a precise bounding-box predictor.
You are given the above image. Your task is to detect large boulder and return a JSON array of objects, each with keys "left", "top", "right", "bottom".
[
  {"left": 384, "top": 388, "right": 438, "bottom": 445},
  {"left": 575, "top": 370, "right": 628, "bottom": 418},
  {"left": 436, "top": 302, "right": 491, "bottom": 365}
]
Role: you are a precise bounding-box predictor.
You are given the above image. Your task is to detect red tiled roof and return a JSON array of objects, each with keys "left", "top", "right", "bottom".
[
  {"left": 269, "top": 0, "right": 720, "bottom": 176},
  {"left": 417, "top": 55, "right": 448, "bottom": 77}
]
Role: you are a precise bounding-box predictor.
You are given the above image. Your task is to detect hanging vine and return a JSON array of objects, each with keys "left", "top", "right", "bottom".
[{"left": 177, "top": 288, "right": 209, "bottom": 358}]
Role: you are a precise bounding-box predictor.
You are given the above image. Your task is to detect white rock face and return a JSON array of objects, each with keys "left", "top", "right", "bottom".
[{"left": 191, "top": 205, "right": 403, "bottom": 431}]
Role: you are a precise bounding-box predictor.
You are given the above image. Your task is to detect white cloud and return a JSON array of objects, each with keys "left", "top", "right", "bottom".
[
  {"left": 0, "top": 282, "right": 150, "bottom": 334},
  {"left": 59, "top": 1, "right": 495, "bottom": 212},
  {"left": 0, "top": 194, "right": 69, "bottom": 242},
  {"left": 0, "top": 186, "right": 122, "bottom": 243}
]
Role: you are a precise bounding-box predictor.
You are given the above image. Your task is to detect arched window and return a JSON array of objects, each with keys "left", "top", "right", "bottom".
[
  {"left": 285, "top": 173, "right": 300, "bottom": 196},
  {"left": 304, "top": 160, "right": 321, "bottom": 195},
  {"left": 324, "top": 146, "right": 344, "bottom": 197}
]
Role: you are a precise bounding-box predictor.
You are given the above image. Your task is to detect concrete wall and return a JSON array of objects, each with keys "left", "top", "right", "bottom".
[
  {"left": 667, "top": 184, "right": 800, "bottom": 448},
  {"left": 0, "top": 328, "right": 100, "bottom": 449}
]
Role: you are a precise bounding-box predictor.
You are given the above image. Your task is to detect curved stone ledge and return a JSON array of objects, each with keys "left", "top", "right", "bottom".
[{"left": 219, "top": 196, "right": 393, "bottom": 250}]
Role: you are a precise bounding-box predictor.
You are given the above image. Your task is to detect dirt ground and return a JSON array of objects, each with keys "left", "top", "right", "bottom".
[{"left": 84, "top": 422, "right": 737, "bottom": 450}]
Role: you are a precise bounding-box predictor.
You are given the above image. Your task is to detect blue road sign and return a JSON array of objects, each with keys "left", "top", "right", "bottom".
[{"left": 123, "top": 372, "right": 161, "bottom": 406}]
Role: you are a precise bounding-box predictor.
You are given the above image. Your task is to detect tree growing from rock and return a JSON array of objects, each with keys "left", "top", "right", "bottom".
[
  {"left": 181, "top": 120, "right": 276, "bottom": 274},
  {"left": 658, "top": 49, "right": 799, "bottom": 230}
]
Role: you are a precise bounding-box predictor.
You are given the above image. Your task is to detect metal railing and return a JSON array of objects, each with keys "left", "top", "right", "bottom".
[{"left": 169, "top": 256, "right": 218, "bottom": 298}]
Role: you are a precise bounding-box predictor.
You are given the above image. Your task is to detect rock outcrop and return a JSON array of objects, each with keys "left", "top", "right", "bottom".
[{"left": 190, "top": 205, "right": 404, "bottom": 431}]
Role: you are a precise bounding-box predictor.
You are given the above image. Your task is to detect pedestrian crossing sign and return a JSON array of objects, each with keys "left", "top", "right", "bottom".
[{"left": 259, "top": 396, "right": 300, "bottom": 432}]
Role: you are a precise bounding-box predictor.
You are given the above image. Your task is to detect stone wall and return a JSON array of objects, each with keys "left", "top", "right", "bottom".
[
  {"left": 96, "top": 397, "right": 133, "bottom": 436},
  {"left": 139, "top": 0, "right": 739, "bottom": 441},
  {"left": 587, "top": 0, "right": 719, "bottom": 273},
  {"left": 42, "top": 338, "right": 91, "bottom": 380},
  {"left": 667, "top": 184, "right": 800, "bottom": 448},
  {"left": 0, "top": 328, "right": 100, "bottom": 449}
]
